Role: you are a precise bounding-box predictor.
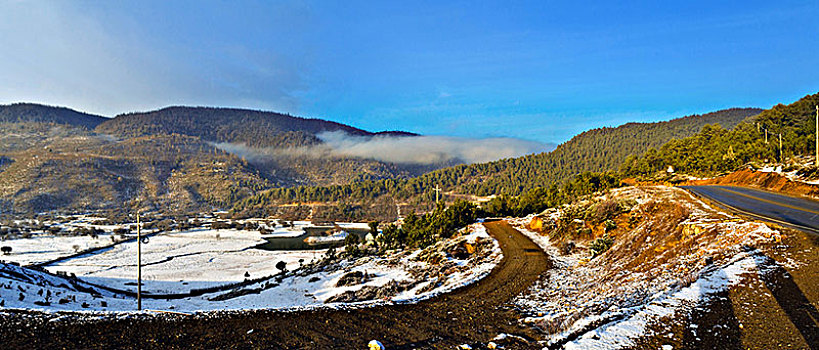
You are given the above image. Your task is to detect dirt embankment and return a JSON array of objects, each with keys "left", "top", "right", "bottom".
[
  {"left": 0, "top": 221, "right": 550, "bottom": 349},
  {"left": 684, "top": 168, "right": 819, "bottom": 200}
]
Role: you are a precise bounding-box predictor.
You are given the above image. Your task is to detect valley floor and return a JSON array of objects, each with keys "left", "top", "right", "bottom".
[
  {"left": 0, "top": 223, "right": 501, "bottom": 313},
  {"left": 1, "top": 186, "right": 817, "bottom": 349},
  {"left": 0, "top": 221, "right": 547, "bottom": 349}
]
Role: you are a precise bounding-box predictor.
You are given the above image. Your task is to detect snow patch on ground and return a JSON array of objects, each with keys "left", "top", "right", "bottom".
[
  {"left": 756, "top": 164, "right": 819, "bottom": 185},
  {"left": 0, "top": 233, "right": 119, "bottom": 266},
  {"left": 559, "top": 252, "right": 764, "bottom": 349},
  {"left": 508, "top": 186, "right": 782, "bottom": 349},
  {"left": 0, "top": 223, "right": 501, "bottom": 314},
  {"left": 39, "top": 228, "right": 317, "bottom": 294}
]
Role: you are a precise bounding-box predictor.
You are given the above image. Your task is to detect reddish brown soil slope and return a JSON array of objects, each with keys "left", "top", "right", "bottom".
[{"left": 684, "top": 168, "right": 819, "bottom": 200}]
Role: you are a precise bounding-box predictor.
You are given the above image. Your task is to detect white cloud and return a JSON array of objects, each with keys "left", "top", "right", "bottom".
[
  {"left": 317, "top": 131, "right": 551, "bottom": 164},
  {"left": 214, "top": 132, "right": 553, "bottom": 165}
]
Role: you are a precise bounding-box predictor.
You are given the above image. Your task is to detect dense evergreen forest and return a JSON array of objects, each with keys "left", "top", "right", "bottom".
[
  {"left": 481, "top": 93, "right": 817, "bottom": 220},
  {"left": 621, "top": 93, "right": 818, "bottom": 177}
]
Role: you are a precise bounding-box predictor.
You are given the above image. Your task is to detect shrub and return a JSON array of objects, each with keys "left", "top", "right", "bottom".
[
  {"left": 587, "top": 199, "right": 622, "bottom": 223},
  {"left": 552, "top": 205, "right": 583, "bottom": 240},
  {"left": 113, "top": 227, "right": 130, "bottom": 236},
  {"left": 377, "top": 224, "right": 405, "bottom": 249},
  {"left": 604, "top": 219, "right": 617, "bottom": 232},
  {"left": 589, "top": 234, "right": 614, "bottom": 258},
  {"left": 560, "top": 241, "right": 575, "bottom": 255},
  {"left": 344, "top": 233, "right": 361, "bottom": 257},
  {"left": 211, "top": 221, "right": 233, "bottom": 230}
]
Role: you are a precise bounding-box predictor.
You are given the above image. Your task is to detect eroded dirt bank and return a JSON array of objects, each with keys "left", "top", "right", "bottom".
[
  {"left": 684, "top": 168, "right": 819, "bottom": 200},
  {"left": 0, "top": 221, "right": 550, "bottom": 349}
]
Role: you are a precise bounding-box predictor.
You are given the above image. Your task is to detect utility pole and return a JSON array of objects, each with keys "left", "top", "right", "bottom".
[
  {"left": 434, "top": 185, "right": 441, "bottom": 204},
  {"left": 779, "top": 133, "right": 783, "bottom": 163},
  {"left": 765, "top": 128, "right": 768, "bottom": 144},
  {"left": 815, "top": 105, "right": 818, "bottom": 166},
  {"left": 137, "top": 211, "right": 142, "bottom": 311}
]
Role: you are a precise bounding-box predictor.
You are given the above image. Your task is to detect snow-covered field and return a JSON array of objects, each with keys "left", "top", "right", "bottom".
[
  {"left": 0, "top": 233, "right": 116, "bottom": 266},
  {"left": 508, "top": 186, "right": 783, "bottom": 349},
  {"left": 0, "top": 216, "right": 138, "bottom": 266},
  {"left": 0, "top": 222, "right": 501, "bottom": 313},
  {"left": 47, "top": 228, "right": 321, "bottom": 294}
]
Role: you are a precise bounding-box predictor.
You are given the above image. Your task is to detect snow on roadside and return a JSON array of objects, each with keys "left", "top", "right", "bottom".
[
  {"left": 755, "top": 164, "right": 819, "bottom": 185},
  {"left": 394, "top": 223, "right": 502, "bottom": 303},
  {"left": 558, "top": 252, "right": 765, "bottom": 350},
  {"left": 507, "top": 186, "right": 782, "bottom": 349},
  {"left": 267, "top": 223, "right": 502, "bottom": 308}
]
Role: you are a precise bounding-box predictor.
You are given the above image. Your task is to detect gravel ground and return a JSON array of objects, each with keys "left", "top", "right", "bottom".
[{"left": 635, "top": 226, "right": 819, "bottom": 350}]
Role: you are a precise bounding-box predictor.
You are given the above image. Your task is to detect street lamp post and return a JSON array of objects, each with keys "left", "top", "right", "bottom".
[{"left": 137, "top": 211, "right": 142, "bottom": 311}]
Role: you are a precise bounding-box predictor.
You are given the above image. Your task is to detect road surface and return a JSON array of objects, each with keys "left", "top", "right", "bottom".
[
  {"left": 0, "top": 221, "right": 550, "bottom": 349},
  {"left": 681, "top": 185, "right": 819, "bottom": 233}
]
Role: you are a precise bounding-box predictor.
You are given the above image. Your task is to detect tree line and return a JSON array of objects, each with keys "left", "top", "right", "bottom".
[{"left": 621, "top": 93, "right": 818, "bottom": 177}]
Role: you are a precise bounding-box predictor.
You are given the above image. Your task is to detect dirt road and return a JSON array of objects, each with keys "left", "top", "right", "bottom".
[{"left": 0, "top": 221, "right": 550, "bottom": 349}]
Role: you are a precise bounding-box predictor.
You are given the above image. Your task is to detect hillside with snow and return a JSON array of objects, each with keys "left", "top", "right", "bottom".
[{"left": 507, "top": 186, "right": 798, "bottom": 349}]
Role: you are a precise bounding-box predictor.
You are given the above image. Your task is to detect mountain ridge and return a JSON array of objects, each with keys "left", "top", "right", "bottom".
[
  {"left": 0, "top": 103, "right": 421, "bottom": 142},
  {"left": 0, "top": 104, "right": 427, "bottom": 213},
  {"left": 0, "top": 103, "right": 108, "bottom": 129},
  {"left": 96, "top": 106, "right": 419, "bottom": 148},
  {"left": 0, "top": 100, "right": 769, "bottom": 217}
]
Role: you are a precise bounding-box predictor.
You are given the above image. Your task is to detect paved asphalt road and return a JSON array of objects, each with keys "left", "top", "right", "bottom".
[{"left": 681, "top": 185, "right": 819, "bottom": 233}]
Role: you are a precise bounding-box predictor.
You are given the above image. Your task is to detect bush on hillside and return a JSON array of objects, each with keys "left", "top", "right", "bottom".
[{"left": 589, "top": 234, "right": 614, "bottom": 258}]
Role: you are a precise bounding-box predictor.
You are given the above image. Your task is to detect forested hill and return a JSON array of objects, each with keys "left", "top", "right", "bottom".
[
  {"left": 621, "top": 93, "right": 818, "bottom": 177},
  {"left": 95, "top": 106, "right": 418, "bottom": 148},
  {"left": 0, "top": 103, "right": 430, "bottom": 213},
  {"left": 442, "top": 107, "right": 762, "bottom": 196},
  {"left": 552, "top": 108, "right": 762, "bottom": 173},
  {"left": 0, "top": 103, "right": 107, "bottom": 129},
  {"left": 234, "top": 107, "right": 761, "bottom": 212}
]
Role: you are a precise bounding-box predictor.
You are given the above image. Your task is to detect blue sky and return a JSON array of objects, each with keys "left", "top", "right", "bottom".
[{"left": 0, "top": 1, "right": 817, "bottom": 145}]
